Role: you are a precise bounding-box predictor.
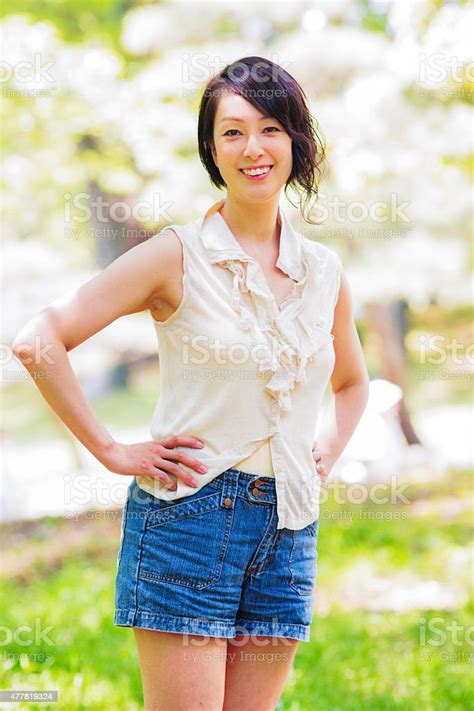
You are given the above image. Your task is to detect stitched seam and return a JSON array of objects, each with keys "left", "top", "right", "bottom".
[
  {"left": 132, "top": 500, "right": 149, "bottom": 625},
  {"left": 146, "top": 494, "right": 221, "bottom": 529},
  {"left": 244, "top": 507, "right": 276, "bottom": 576}
]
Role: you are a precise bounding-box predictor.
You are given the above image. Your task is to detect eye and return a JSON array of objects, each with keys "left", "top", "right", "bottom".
[{"left": 223, "top": 126, "right": 280, "bottom": 136}]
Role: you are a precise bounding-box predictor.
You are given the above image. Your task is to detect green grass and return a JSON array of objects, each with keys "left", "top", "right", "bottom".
[
  {"left": 1, "top": 470, "right": 472, "bottom": 710},
  {"left": 291, "top": 609, "right": 473, "bottom": 710}
]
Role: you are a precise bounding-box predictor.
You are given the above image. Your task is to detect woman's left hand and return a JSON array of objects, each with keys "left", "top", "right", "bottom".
[{"left": 312, "top": 440, "right": 331, "bottom": 485}]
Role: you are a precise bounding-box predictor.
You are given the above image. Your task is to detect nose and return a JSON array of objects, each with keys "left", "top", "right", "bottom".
[{"left": 243, "top": 133, "right": 265, "bottom": 160}]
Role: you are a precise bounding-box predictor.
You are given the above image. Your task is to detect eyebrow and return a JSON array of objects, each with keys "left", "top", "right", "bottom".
[{"left": 219, "top": 116, "right": 274, "bottom": 125}]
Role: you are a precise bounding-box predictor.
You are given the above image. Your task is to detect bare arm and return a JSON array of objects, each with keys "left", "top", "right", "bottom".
[
  {"left": 12, "top": 230, "right": 207, "bottom": 491},
  {"left": 312, "top": 271, "right": 370, "bottom": 481}
]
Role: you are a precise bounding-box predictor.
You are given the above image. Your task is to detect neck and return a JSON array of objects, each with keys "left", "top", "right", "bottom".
[{"left": 218, "top": 195, "right": 281, "bottom": 245}]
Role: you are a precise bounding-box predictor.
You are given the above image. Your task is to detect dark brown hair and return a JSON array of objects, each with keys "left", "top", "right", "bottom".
[{"left": 197, "top": 56, "right": 328, "bottom": 224}]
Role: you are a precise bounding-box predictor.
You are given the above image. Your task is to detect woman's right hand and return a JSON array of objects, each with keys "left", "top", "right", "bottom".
[{"left": 100, "top": 435, "right": 208, "bottom": 491}]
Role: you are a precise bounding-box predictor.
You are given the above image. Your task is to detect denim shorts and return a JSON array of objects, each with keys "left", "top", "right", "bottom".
[{"left": 114, "top": 467, "right": 319, "bottom": 642}]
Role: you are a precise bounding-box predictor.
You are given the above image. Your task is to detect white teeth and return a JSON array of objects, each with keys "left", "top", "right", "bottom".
[{"left": 242, "top": 166, "right": 272, "bottom": 176}]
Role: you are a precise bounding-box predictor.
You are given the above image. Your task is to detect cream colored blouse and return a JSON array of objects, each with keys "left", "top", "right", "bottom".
[{"left": 136, "top": 199, "right": 342, "bottom": 530}]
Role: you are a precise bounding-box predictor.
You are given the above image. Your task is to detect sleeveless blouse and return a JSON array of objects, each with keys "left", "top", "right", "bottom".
[{"left": 136, "top": 199, "right": 342, "bottom": 530}]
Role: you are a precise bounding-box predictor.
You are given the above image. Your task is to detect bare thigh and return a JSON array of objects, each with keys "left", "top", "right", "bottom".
[
  {"left": 133, "top": 628, "right": 228, "bottom": 710},
  {"left": 223, "top": 635, "right": 300, "bottom": 711}
]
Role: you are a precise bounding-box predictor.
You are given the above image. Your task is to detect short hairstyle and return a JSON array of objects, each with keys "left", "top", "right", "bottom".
[{"left": 197, "top": 55, "right": 328, "bottom": 224}]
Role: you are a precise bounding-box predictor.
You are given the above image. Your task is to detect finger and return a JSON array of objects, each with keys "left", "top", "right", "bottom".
[
  {"left": 164, "top": 450, "right": 208, "bottom": 474},
  {"left": 159, "top": 435, "right": 205, "bottom": 449},
  {"left": 316, "top": 466, "right": 328, "bottom": 482},
  {"left": 154, "top": 460, "right": 200, "bottom": 488},
  {"left": 147, "top": 469, "right": 179, "bottom": 491}
]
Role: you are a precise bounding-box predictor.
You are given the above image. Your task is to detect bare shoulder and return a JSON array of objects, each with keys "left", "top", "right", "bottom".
[
  {"left": 143, "top": 227, "right": 185, "bottom": 319},
  {"left": 149, "top": 227, "right": 184, "bottom": 266},
  {"left": 141, "top": 227, "right": 183, "bottom": 279},
  {"left": 117, "top": 226, "right": 184, "bottom": 312}
]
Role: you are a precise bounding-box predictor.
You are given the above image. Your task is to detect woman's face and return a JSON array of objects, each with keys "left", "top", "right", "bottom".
[{"left": 210, "top": 93, "right": 292, "bottom": 201}]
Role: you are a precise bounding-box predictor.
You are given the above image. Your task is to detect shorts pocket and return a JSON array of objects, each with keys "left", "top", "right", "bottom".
[
  {"left": 288, "top": 520, "right": 319, "bottom": 596},
  {"left": 145, "top": 480, "right": 222, "bottom": 528},
  {"left": 138, "top": 483, "right": 232, "bottom": 590}
]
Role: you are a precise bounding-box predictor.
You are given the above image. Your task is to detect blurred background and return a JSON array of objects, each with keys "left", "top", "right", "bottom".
[{"left": 1, "top": 1, "right": 472, "bottom": 709}]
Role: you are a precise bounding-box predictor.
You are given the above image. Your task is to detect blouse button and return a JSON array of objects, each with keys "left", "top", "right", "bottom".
[{"left": 224, "top": 497, "right": 232, "bottom": 507}]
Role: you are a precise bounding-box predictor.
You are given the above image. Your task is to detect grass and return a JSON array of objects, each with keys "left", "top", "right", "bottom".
[{"left": 0, "top": 469, "right": 472, "bottom": 710}]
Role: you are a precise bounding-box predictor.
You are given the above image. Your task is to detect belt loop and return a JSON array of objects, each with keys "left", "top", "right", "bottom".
[{"left": 221, "top": 467, "right": 238, "bottom": 508}]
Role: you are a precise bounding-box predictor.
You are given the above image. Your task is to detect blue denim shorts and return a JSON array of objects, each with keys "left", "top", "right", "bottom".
[{"left": 114, "top": 467, "right": 319, "bottom": 642}]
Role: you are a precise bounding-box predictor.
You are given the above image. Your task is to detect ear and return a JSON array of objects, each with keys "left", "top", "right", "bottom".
[{"left": 209, "top": 140, "right": 218, "bottom": 167}]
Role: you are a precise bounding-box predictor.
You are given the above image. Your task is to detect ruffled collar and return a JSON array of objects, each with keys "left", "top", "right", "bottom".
[{"left": 197, "top": 199, "right": 304, "bottom": 283}]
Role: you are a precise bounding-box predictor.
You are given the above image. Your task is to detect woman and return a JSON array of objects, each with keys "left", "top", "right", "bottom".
[{"left": 13, "top": 57, "right": 369, "bottom": 710}]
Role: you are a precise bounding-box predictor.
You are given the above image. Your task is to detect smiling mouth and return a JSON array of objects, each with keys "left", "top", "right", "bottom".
[{"left": 239, "top": 165, "right": 274, "bottom": 175}]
